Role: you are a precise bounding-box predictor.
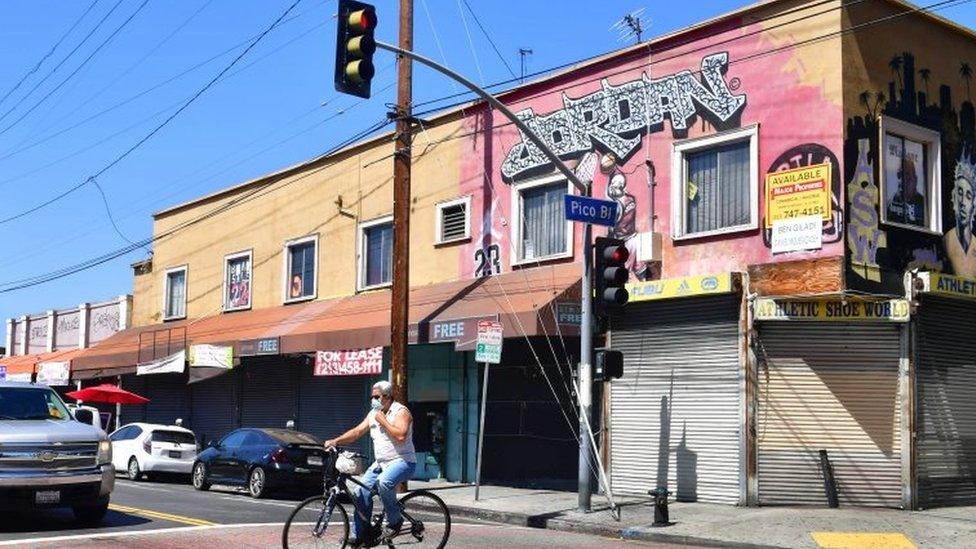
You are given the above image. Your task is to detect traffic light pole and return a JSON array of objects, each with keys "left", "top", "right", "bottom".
[{"left": 372, "top": 40, "right": 618, "bottom": 518}]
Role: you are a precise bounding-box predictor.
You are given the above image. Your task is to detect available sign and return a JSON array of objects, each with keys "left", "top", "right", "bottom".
[
  {"left": 475, "top": 320, "right": 503, "bottom": 364},
  {"left": 137, "top": 350, "right": 186, "bottom": 376},
  {"left": 627, "top": 273, "right": 732, "bottom": 303},
  {"left": 771, "top": 215, "right": 823, "bottom": 254},
  {"left": 314, "top": 347, "right": 383, "bottom": 376},
  {"left": 36, "top": 361, "right": 70, "bottom": 386},
  {"left": 765, "top": 163, "right": 831, "bottom": 228},
  {"left": 564, "top": 195, "right": 619, "bottom": 227},
  {"left": 754, "top": 298, "right": 910, "bottom": 322}
]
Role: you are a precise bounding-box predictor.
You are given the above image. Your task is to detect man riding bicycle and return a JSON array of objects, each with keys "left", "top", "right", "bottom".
[{"left": 324, "top": 380, "right": 416, "bottom": 546}]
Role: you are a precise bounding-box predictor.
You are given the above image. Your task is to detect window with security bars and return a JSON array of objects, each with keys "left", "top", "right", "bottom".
[{"left": 436, "top": 198, "right": 470, "bottom": 244}]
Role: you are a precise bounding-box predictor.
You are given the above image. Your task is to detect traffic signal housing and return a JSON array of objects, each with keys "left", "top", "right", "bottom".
[
  {"left": 594, "top": 236, "right": 630, "bottom": 316},
  {"left": 334, "top": 0, "right": 377, "bottom": 98},
  {"left": 594, "top": 349, "right": 623, "bottom": 381}
]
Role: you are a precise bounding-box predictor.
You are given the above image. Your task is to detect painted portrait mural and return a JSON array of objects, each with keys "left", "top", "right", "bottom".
[
  {"left": 845, "top": 52, "right": 976, "bottom": 294},
  {"left": 457, "top": 18, "right": 846, "bottom": 281}
]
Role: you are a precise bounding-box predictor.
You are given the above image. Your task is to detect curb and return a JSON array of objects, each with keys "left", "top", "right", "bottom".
[{"left": 441, "top": 503, "right": 791, "bottom": 549}]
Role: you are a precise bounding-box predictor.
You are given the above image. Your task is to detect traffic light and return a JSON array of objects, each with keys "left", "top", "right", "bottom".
[
  {"left": 594, "top": 236, "right": 630, "bottom": 315},
  {"left": 594, "top": 349, "right": 623, "bottom": 381},
  {"left": 334, "top": 0, "right": 377, "bottom": 98}
]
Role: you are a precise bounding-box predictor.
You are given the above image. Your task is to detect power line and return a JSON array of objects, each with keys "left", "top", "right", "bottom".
[
  {"left": 0, "top": 0, "right": 308, "bottom": 226},
  {"left": 0, "top": 0, "right": 128, "bottom": 128},
  {"left": 459, "top": 0, "right": 517, "bottom": 79},
  {"left": 0, "top": 0, "right": 101, "bottom": 110},
  {"left": 0, "top": 0, "right": 151, "bottom": 139}
]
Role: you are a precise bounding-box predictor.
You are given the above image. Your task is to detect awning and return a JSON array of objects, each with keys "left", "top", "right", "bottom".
[
  {"left": 71, "top": 263, "right": 581, "bottom": 376},
  {"left": 0, "top": 349, "right": 84, "bottom": 379}
]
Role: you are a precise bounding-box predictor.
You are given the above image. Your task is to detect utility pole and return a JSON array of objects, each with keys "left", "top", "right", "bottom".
[
  {"left": 390, "top": 0, "right": 413, "bottom": 405},
  {"left": 579, "top": 201, "right": 593, "bottom": 512}
]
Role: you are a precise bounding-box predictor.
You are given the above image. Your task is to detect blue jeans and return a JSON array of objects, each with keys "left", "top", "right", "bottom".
[{"left": 352, "top": 459, "right": 416, "bottom": 540}]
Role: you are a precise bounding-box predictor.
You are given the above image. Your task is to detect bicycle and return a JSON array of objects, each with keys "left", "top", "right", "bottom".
[{"left": 282, "top": 448, "right": 451, "bottom": 548}]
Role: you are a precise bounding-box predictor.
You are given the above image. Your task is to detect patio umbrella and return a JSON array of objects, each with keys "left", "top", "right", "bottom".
[{"left": 65, "top": 383, "right": 150, "bottom": 405}]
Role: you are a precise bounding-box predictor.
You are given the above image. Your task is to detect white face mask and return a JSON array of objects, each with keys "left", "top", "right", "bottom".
[{"left": 370, "top": 396, "right": 383, "bottom": 411}]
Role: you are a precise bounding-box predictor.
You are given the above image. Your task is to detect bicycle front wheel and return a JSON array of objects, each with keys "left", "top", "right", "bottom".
[
  {"left": 394, "top": 490, "right": 451, "bottom": 549},
  {"left": 282, "top": 494, "right": 349, "bottom": 549}
]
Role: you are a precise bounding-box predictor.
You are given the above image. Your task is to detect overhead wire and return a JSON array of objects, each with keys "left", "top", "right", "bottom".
[
  {"left": 453, "top": 0, "right": 485, "bottom": 84},
  {"left": 0, "top": 0, "right": 101, "bottom": 110},
  {"left": 459, "top": 0, "right": 517, "bottom": 79},
  {"left": 0, "top": 0, "right": 308, "bottom": 227},
  {"left": 0, "top": 0, "right": 150, "bottom": 138}
]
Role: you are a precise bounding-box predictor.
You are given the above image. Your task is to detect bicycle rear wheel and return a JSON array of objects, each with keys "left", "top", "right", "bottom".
[
  {"left": 393, "top": 490, "right": 451, "bottom": 549},
  {"left": 282, "top": 494, "right": 349, "bottom": 549}
]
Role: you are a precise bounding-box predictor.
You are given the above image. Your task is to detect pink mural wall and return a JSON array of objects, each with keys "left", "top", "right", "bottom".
[{"left": 457, "top": 17, "right": 845, "bottom": 280}]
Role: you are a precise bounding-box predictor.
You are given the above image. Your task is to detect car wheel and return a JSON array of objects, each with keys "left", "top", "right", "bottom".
[
  {"left": 127, "top": 457, "right": 142, "bottom": 481},
  {"left": 248, "top": 466, "right": 267, "bottom": 498},
  {"left": 73, "top": 496, "right": 109, "bottom": 524},
  {"left": 192, "top": 462, "right": 211, "bottom": 491}
]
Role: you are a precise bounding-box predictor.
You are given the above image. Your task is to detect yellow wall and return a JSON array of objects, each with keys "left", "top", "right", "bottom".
[{"left": 132, "top": 116, "right": 465, "bottom": 326}]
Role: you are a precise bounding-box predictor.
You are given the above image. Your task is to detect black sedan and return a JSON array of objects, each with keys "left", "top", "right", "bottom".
[{"left": 190, "top": 428, "right": 327, "bottom": 498}]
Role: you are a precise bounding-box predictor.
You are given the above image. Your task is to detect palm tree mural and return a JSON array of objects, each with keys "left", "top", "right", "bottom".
[
  {"left": 961, "top": 61, "right": 973, "bottom": 101},
  {"left": 919, "top": 68, "right": 932, "bottom": 98},
  {"left": 874, "top": 91, "right": 887, "bottom": 118},
  {"left": 889, "top": 55, "right": 904, "bottom": 91},
  {"left": 860, "top": 90, "right": 871, "bottom": 115}
]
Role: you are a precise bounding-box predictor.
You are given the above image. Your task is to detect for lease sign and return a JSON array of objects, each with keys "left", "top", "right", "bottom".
[
  {"left": 314, "top": 346, "right": 383, "bottom": 376},
  {"left": 765, "top": 163, "right": 831, "bottom": 228}
]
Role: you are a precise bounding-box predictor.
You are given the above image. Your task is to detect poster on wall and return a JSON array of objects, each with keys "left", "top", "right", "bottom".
[
  {"left": 227, "top": 256, "right": 251, "bottom": 309},
  {"left": 883, "top": 133, "right": 926, "bottom": 228},
  {"left": 765, "top": 163, "right": 832, "bottom": 228},
  {"left": 36, "top": 361, "right": 70, "bottom": 386},
  {"left": 314, "top": 347, "right": 383, "bottom": 376}
]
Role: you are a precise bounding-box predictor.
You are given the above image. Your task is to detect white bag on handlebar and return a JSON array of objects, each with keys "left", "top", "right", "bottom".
[{"left": 336, "top": 451, "right": 366, "bottom": 475}]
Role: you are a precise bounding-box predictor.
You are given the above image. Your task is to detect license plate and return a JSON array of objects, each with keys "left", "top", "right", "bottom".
[
  {"left": 169, "top": 451, "right": 181, "bottom": 459},
  {"left": 307, "top": 455, "right": 323, "bottom": 466},
  {"left": 35, "top": 490, "right": 60, "bottom": 504}
]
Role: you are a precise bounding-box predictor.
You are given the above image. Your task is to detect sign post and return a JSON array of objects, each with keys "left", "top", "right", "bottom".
[{"left": 474, "top": 320, "right": 502, "bottom": 501}]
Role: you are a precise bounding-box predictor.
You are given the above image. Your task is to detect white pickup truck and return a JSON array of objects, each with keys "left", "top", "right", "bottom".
[{"left": 0, "top": 381, "right": 115, "bottom": 523}]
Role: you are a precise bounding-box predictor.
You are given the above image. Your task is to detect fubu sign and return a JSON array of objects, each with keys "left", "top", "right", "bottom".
[{"left": 314, "top": 346, "right": 383, "bottom": 376}]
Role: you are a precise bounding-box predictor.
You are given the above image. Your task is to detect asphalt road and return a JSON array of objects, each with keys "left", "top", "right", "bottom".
[{"left": 0, "top": 476, "right": 675, "bottom": 548}]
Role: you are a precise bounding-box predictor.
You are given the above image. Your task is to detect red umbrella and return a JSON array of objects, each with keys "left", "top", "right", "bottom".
[{"left": 66, "top": 384, "right": 150, "bottom": 405}]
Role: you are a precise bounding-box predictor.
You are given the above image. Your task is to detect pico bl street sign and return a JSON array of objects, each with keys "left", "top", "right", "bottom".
[{"left": 564, "top": 194, "right": 618, "bottom": 227}]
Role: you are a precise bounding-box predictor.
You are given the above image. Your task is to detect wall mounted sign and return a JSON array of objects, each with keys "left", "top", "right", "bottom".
[
  {"left": 556, "top": 302, "right": 582, "bottom": 326},
  {"left": 239, "top": 337, "right": 280, "bottom": 356},
  {"left": 189, "top": 344, "right": 233, "bottom": 369},
  {"left": 754, "top": 298, "right": 910, "bottom": 322},
  {"left": 627, "top": 273, "right": 733, "bottom": 303},
  {"left": 771, "top": 215, "right": 823, "bottom": 254},
  {"left": 37, "top": 361, "right": 70, "bottom": 386},
  {"left": 916, "top": 272, "right": 976, "bottom": 300},
  {"left": 314, "top": 347, "right": 383, "bottom": 376},
  {"left": 765, "top": 162, "right": 832, "bottom": 228}
]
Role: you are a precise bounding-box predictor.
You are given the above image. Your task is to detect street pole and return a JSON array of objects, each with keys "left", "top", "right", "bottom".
[
  {"left": 474, "top": 360, "right": 489, "bottom": 500},
  {"left": 390, "top": 0, "right": 413, "bottom": 406},
  {"left": 579, "top": 186, "right": 593, "bottom": 512}
]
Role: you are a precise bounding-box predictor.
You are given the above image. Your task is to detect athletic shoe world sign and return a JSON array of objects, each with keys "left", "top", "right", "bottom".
[{"left": 502, "top": 52, "right": 747, "bottom": 180}]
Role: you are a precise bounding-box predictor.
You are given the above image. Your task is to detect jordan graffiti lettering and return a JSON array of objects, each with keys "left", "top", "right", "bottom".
[{"left": 501, "top": 52, "right": 746, "bottom": 180}]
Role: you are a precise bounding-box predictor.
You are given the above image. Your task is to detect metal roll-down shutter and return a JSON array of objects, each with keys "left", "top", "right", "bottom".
[
  {"left": 298, "top": 366, "right": 369, "bottom": 452},
  {"left": 756, "top": 322, "right": 902, "bottom": 507},
  {"left": 916, "top": 295, "right": 976, "bottom": 508},
  {"left": 239, "top": 357, "right": 298, "bottom": 430},
  {"left": 609, "top": 294, "right": 742, "bottom": 504},
  {"left": 189, "top": 370, "right": 239, "bottom": 446},
  {"left": 141, "top": 373, "right": 189, "bottom": 427}
]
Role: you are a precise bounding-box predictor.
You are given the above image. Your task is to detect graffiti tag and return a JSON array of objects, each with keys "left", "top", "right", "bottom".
[{"left": 847, "top": 138, "right": 887, "bottom": 282}]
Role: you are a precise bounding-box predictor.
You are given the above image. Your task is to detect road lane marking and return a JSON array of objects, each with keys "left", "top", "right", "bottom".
[
  {"left": 811, "top": 532, "right": 916, "bottom": 549},
  {"left": 115, "top": 481, "right": 179, "bottom": 493},
  {"left": 108, "top": 503, "right": 216, "bottom": 527}
]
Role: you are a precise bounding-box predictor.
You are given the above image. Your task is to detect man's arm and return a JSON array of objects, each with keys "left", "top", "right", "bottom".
[
  {"left": 374, "top": 407, "right": 412, "bottom": 443},
  {"left": 324, "top": 415, "right": 370, "bottom": 449}
]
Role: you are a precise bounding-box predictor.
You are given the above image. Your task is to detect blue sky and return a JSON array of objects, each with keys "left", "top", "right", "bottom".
[{"left": 2, "top": 0, "right": 976, "bottom": 344}]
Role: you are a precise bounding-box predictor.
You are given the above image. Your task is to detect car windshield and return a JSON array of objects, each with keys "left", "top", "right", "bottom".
[
  {"left": 152, "top": 430, "right": 196, "bottom": 445},
  {"left": 0, "top": 387, "right": 72, "bottom": 421}
]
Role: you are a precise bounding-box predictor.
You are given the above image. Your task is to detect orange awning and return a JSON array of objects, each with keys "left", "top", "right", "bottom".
[
  {"left": 71, "top": 263, "right": 581, "bottom": 376},
  {"left": 0, "top": 349, "right": 84, "bottom": 378}
]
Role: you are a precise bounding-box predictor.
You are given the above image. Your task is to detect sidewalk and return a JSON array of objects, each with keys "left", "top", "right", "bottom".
[{"left": 410, "top": 481, "right": 976, "bottom": 548}]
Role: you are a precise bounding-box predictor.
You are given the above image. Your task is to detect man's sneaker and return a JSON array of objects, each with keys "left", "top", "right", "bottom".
[{"left": 383, "top": 519, "right": 403, "bottom": 541}]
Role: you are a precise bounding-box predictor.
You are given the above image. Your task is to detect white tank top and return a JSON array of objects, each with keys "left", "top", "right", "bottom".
[{"left": 369, "top": 401, "right": 416, "bottom": 463}]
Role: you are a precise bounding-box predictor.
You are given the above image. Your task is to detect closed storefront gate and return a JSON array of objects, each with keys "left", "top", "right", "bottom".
[
  {"left": 916, "top": 295, "right": 976, "bottom": 508},
  {"left": 240, "top": 357, "right": 299, "bottom": 430},
  {"left": 610, "top": 294, "right": 742, "bottom": 504},
  {"left": 755, "top": 322, "right": 903, "bottom": 507},
  {"left": 190, "top": 371, "right": 239, "bottom": 446},
  {"left": 298, "top": 367, "right": 369, "bottom": 455},
  {"left": 140, "top": 373, "right": 190, "bottom": 427}
]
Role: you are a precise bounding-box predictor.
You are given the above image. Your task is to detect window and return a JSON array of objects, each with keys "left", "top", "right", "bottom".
[
  {"left": 151, "top": 430, "right": 197, "bottom": 445},
  {"left": 219, "top": 430, "right": 248, "bottom": 448},
  {"left": 284, "top": 235, "right": 317, "bottom": 302},
  {"left": 223, "top": 250, "right": 252, "bottom": 311},
  {"left": 512, "top": 175, "right": 573, "bottom": 263},
  {"left": 243, "top": 431, "right": 272, "bottom": 446},
  {"left": 435, "top": 196, "right": 471, "bottom": 244},
  {"left": 359, "top": 216, "right": 394, "bottom": 290},
  {"left": 879, "top": 116, "right": 942, "bottom": 233},
  {"left": 163, "top": 266, "right": 187, "bottom": 320},
  {"left": 671, "top": 125, "right": 759, "bottom": 239},
  {"left": 0, "top": 387, "right": 70, "bottom": 421}
]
